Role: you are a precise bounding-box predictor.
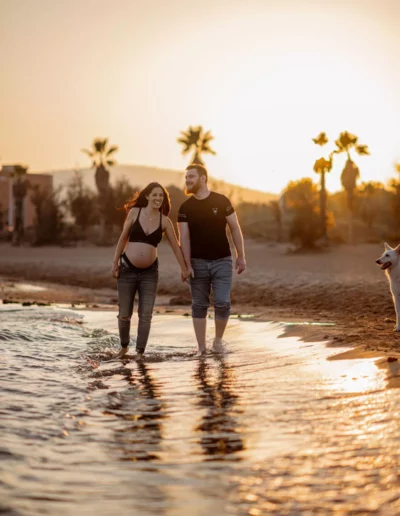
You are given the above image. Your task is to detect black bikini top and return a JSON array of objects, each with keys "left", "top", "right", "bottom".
[{"left": 129, "top": 208, "right": 163, "bottom": 247}]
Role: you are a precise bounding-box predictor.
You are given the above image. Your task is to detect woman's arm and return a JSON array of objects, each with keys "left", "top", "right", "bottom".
[
  {"left": 164, "top": 217, "right": 189, "bottom": 280},
  {"left": 111, "top": 208, "right": 137, "bottom": 277},
  {"left": 226, "top": 212, "right": 246, "bottom": 274},
  {"left": 177, "top": 221, "right": 193, "bottom": 277}
]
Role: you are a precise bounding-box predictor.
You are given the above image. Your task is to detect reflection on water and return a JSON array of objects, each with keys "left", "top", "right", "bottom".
[
  {"left": 194, "top": 358, "right": 244, "bottom": 460},
  {"left": 104, "top": 361, "right": 165, "bottom": 463},
  {"left": 1, "top": 306, "right": 400, "bottom": 515}
]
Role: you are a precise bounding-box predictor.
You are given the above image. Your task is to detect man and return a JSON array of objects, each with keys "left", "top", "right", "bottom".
[{"left": 178, "top": 164, "right": 246, "bottom": 355}]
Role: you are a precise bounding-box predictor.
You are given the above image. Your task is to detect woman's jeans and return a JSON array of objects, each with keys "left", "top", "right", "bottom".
[
  {"left": 190, "top": 256, "right": 233, "bottom": 320},
  {"left": 117, "top": 257, "right": 159, "bottom": 353}
]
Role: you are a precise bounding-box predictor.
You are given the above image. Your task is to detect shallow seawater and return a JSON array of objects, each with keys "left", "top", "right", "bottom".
[{"left": 1, "top": 305, "right": 400, "bottom": 515}]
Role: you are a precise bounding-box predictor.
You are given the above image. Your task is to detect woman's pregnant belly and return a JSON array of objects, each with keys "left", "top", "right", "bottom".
[{"left": 124, "top": 242, "right": 157, "bottom": 268}]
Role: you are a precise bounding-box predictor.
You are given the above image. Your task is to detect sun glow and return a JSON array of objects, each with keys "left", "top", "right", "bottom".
[{"left": 1, "top": 0, "right": 399, "bottom": 194}]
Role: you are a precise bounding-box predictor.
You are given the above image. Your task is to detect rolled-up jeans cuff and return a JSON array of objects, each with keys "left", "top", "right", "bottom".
[
  {"left": 192, "top": 306, "right": 208, "bottom": 318},
  {"left": 215, "top": 312, "right": 230, "bottom": 320}
]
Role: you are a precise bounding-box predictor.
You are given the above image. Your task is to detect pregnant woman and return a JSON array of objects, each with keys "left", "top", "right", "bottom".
[{"left": 111, "top": 182, "right": 189, "bottom": 358}]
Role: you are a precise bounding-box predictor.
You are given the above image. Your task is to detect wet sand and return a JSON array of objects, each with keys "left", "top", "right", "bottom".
[{"left": 1, "top": 240, "right": 400, "bottom": 373}]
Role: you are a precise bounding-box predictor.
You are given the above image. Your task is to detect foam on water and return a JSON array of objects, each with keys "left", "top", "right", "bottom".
[{"left": 1, "top": 305, "right": 400, "bottom": 515}]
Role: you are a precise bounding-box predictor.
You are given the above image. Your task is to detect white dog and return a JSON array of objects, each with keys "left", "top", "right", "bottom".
[{"left": 376, "top": 242, "right": 400, "bottom": 331}]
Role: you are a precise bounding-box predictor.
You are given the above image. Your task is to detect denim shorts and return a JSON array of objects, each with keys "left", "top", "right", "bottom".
[{"left": 190, "top": 256, "right": 232, "bottom": 319}]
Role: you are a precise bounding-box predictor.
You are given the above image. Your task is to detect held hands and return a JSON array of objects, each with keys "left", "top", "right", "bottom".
[
  {"left": 181, "top": 266, "right": 194, "bottom": 282},
  {"left": 235, "top": 257, "right": 246, "bottom": 275},
  {"left": 111, "top": 262, "right": 120, "bottom": 279}
]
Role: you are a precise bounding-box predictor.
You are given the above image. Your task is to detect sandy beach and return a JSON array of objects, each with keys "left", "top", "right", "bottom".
[{"left": 1, "top": 240, "right": 399, "bottom": 366}]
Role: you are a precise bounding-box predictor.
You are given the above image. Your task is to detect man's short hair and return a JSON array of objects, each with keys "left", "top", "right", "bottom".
[{"left": 185, "top": 164, "right": 208, "bottom": 182}]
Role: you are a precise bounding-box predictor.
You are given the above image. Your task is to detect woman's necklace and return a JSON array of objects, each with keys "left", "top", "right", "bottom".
[{"left": 143, "top": 211, "right": 157, "bottom": 221}]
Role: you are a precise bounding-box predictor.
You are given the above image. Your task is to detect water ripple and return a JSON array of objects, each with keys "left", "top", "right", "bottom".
[{"left": 1, "top": 307, "right": 400, "bottom": 515}]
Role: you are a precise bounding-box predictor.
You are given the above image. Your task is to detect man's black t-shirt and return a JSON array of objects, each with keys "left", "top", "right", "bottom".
[{"left": 177, "top": 191, "right": 235, "bottom": 260}]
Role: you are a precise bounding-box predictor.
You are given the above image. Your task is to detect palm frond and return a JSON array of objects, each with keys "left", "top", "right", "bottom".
[
  {"left": 81, "top": 148, "right": 94, "bottom": 157},
  {"left": 336, "top": 131, "right": 358, "bottom": 151},
  {"left": 106, "top": 145, "right": 119, "bottom": 156},
  {"left": 356, "top": 144, "right": 369, "bottom": 156},
  {"left": 335, "top": 139, "right": 344, "bottom": 152},
  {"left": 313, "top": 157, "right": 332, "bottom": 173},
  {"left": 178, "top": 131, "right": 190, "bottom": 140},
  {"left": 312, "top": 132, "right": 328, "bottom": 146},
  {"left": 93, "top": 138, "right": 108, "bottom": 154},
  {"left": 177, "top": 137, "right": 189, "bottom": 145},
  {"left": 201, "top": 145, "right": 216, "bottom": 155}
]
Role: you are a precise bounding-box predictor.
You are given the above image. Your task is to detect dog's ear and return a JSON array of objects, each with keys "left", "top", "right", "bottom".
[
  {"left": 395, "top": 244, "right": 400, "bottom": 254},
  {"left": 384, "top": 242, "right": 392, "bottom": 251}
]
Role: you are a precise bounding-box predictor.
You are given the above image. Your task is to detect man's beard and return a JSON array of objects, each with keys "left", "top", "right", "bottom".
[{"left": 185, "top": 181, "right": 201, "bottom": 195}]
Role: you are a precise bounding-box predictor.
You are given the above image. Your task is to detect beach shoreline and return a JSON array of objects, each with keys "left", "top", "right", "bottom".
[{"left": 1, "top": 240, "right": 400, "bottom": 378}]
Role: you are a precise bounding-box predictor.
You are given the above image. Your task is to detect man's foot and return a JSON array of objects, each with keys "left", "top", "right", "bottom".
[
  {"left": 195, "top": 349, "right": 207, "bottom": 358},
  {"left": 212, "top": 338, "right": 227, "bottom": 354},
  {"left": 136, "top": 351, "right": 145, "bottom": 360}
]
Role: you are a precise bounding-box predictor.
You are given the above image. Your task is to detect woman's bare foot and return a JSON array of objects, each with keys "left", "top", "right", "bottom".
[{"left": 115, "top": 347, "right": 129, "bottom": 359}]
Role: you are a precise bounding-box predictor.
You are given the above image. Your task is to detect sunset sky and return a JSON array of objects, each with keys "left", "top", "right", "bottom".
[{"left": 1, "top": 0, "right": 399, "bottom": 194}]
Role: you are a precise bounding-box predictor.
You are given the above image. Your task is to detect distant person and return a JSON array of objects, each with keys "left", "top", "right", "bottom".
[
  {"left": 112, "top": 182, "right": 189, "bottom": 358},
  {"left": 178, "top": 164, "right": 246, "bottom": 355}
]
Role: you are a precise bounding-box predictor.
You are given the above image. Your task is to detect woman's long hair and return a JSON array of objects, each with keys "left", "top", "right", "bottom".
[{"left": 124, "top": 182, "right": 171, "bottom": 216}]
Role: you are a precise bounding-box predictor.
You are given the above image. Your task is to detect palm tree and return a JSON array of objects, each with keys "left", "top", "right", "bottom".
[
  {"left": 12, "top": 165, "right": 29, "bottom": 246},
  {"left": 312, "top": 132, "right": 333, "bottom": 243},
  {"left": 390, "top": 163, "right": 400, "bottom": 224},
  {"left": 269, "top": 200, "right": 282, "bottom": 242},
  {"left": 81, "top": 138, "right": 118, "bottom": 242},
  {"left": 81, "top": 138, "right": 119, "bottom": 195},
  {"left": 335, "top": 131, "right": 369, "bottom": 244},
  {"left": 177, "top": 125, "right": 216, "bottom": 165},
  {"left": 357, "top": 181, "right": 383, "bottom": 231}
]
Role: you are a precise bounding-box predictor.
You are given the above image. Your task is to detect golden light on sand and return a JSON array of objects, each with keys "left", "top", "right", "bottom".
[{"left": 322, "top": 358, "right": 386, "bottom": 394}]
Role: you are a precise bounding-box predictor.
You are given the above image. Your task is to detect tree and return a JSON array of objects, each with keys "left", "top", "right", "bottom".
[
  {"left": 30, "top": 185, "right": 65, "bottom": 245},
  {"left": 11, "top": 165, "right": 29, "bottom": 246},
  {"left": 312, "top": 132, "right": 333, "bottom": 243},
  {"left": 356, "top": 181, "right": 383, "bottom": 232},
  {"left": 283, "top": 178, "right": 321, "bottom": 249},
  {"left": 109, "top": 178, "right": 138, "bottom": 228},
  {"left": 66, "top": 172, "right": 96, "bottom": 234},
  {"left": 0, "top": 202, "right": 4, "bottom": 232},
  {"left": 177, "top": 125, "right": 216, "bottom": 165},
  {"left": 166, "top": 185, "right": 187, "bottom": 232},
  {"left": 269, "top": 200, "right": 282, "bottom": 242},
  {"left": 389, "top": 163, "right": 400, "bottom": 228},
  {"left": 81, "top": 138, "right": 118, "bottom": 194},
  {"left": 335, "top": 131, "right": 369, "bottom": 244},
  {"left": 81, "top": 137, "right": 119, "bottom": 241}
]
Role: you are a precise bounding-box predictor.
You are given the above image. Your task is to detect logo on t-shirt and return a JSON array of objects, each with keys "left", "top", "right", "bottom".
[{"left": 212, "top": 208, "right": 218, "bottom": 215}]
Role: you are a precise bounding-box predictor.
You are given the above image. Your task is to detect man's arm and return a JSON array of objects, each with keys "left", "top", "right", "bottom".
[
  {"left": 178, "top": 221, "right": 194, "bottom": 277},
  {"left": 226, "top": 212, "right": 246, "bottom": 274}
]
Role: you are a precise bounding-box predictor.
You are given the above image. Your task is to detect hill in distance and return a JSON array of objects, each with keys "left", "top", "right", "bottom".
[{"left": 37, "top": 164, "right": 277, "bottom": 205}]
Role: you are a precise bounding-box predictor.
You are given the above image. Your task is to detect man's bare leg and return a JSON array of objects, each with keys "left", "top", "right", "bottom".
[
  {"left": 213, "top": 318, "right": 229, "bottom": 353},
  {"left": 193, "top": 318, "right": 207, "bottom": 354}
]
